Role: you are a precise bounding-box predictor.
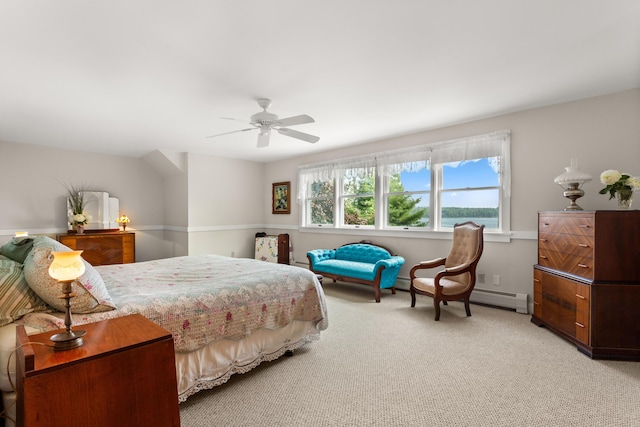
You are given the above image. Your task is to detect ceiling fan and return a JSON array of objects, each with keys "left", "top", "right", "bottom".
[{"left": 207, "top": 98, "right": 320, "bottom": 148}]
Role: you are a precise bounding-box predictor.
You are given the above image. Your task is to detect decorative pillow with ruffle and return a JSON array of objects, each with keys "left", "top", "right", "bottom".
[{"left": 23, "top": 236, "right": 117, "bottom": 313}]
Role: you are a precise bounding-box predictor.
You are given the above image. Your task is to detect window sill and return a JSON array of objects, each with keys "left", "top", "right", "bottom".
[{"left": 298, "top": 226, "right": 515, "bottom": 243}]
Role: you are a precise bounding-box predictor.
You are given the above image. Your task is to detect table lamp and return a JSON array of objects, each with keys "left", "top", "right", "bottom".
[
  {"left": 553, "top": 158, "right": 592, "bottom": 210},
  {"left": 48, "top": 251, "right": 87, "bottom": 351},
  {"left": 116, "top": 214, "right": 130, "bottom": 231}
]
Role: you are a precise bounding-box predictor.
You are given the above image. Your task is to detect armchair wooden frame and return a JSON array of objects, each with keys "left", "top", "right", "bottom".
[{"left": 410, "top": 221, "right": 485, "bottom": 321}]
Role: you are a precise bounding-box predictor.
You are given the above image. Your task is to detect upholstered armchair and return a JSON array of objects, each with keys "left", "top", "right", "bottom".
[{"left": 410, "top": 221, "right": 485, "bottom": 321}]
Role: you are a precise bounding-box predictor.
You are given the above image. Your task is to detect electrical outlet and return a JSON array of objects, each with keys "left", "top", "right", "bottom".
[
  {"left": 493, "top": 275, "right": 500, "bottom": 286},
  {"left": 478, "top": 272, "right": 485, "bottom": 283}
]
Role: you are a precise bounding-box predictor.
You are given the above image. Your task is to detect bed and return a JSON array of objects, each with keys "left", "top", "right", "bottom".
[{"left": 0, "top": 236, "right": 328, "bottom": 425}]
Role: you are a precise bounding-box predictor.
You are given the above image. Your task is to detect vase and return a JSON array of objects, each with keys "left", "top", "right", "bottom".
[
  {"left": 617, "top": 192, "right": 633, "bottom": 210},
  {"left": 76, "top": 224, "right": 85, "bottom": 235}
]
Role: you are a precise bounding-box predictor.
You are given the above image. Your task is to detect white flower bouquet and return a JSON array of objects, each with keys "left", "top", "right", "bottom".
[{"left": 599, "top": 169, "right": 640, "bottom": 200}]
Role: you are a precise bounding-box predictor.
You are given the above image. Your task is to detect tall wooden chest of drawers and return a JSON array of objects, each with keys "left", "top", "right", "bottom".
[
  {"left": 58, "top": 232, "right": 135, "bottom": 266},
  {"left": 532, "top": 211, "right": 640, "bottom": 360}
]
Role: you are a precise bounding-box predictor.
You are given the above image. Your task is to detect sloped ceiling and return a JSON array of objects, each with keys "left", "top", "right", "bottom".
[{"left": 1, "top": 1, "right": 639, "bottom": 162}]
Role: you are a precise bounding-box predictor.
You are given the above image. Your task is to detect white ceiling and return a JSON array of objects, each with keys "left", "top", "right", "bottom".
[{"left": 1, "top": 1, "right": 639, "bottom": 163}]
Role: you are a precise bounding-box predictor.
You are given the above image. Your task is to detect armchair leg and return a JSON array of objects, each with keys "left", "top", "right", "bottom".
[
  {"left": 410, "top": 286, "right": 416, "bottom": 307},
  {"left": 433, "top": 300, "right": 441, "bottom": 321},
  {"left": 464, "top": 299, "right": 472, "bottom": 317},
  {"left": 374, "top": 286, "right": 381, "bottom": 303}
]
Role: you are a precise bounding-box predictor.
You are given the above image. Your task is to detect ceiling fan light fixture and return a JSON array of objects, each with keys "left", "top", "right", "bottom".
[{"left": 207, "top": 98, "right": 319, "bottom": 147}]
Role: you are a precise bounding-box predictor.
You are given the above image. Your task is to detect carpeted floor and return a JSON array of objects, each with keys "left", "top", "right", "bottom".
[{"left": 179, "top": 281, "right": 640, "bottom": 427}]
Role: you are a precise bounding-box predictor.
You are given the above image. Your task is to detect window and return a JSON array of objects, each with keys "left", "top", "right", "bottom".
[
  {"left": 342, "top": 167, "right": 375, "bottom": 226},
  {"left": 439, "top": 157, "right": 501, "bottom": 229},
  {"left": 298, "top": 130, "right": 510, "bottom": 234},
  {"left": 306, "top": 180, "right": 334, "bottom": 225},
  {"left": 385, "top": 166, "right": 430, "bottom": 228}
]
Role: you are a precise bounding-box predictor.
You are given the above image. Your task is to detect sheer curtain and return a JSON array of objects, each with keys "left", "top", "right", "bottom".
[
  {"left": 298, "top": 130, "right": 511, "bottom": 201},
  {"left": 297, "top": 155, "right": 377, "bottom": 201}
]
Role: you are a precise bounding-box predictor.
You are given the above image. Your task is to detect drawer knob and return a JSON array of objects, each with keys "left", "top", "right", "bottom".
[
  {"left": 575, "top": 322, "right": 585, "bottom": 329},
  {"left": 540, "top": 238, "right": 548, "bottom": 242},
  {"left": 578, "top": 263, "right": 589, "bottom": 269},
  {"left": 540, "top": 255, "right": 547, "bottom": 259},
  {"left": 576, "top": 294, "right": 586, "bottom": 300},
  {"left": 578, "top": 224, "right": 590, "bottom": 229},
  {"left": 533, "top": 278, "right": 540, "bottom": 283},
  {"left": 578, "top": 243, "right": 590, "bottom": 248}
]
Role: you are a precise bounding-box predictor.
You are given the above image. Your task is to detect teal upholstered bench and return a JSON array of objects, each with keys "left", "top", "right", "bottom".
[{"left": 307, "top": 241, "right": 405, "bottom": 303}]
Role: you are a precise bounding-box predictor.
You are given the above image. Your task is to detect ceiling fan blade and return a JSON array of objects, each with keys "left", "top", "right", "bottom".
[
  {"left": 206, "top": 128, "right": 255, "bottom": 138},
  {"left": 220, "top": 117, "right": 251, "bottom": 123},
  {"left": 275, "top": 114, "right": 314, "bottom": 127},
  {"left": 257, "top": 131, "right": 271, "bottom": 148},
  {"left": 277, "top": 128, "right": 320, "bottom": 143}
]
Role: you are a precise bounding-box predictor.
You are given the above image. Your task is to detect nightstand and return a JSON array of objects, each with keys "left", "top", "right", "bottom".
[{"left": 16, "top": 314, "right": 180, "bottom": 427}]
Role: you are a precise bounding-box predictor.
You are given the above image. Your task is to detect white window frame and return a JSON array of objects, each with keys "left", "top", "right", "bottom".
[
  {"left": 381, "top": 163, "right": 431, "bottom": 230},
  {"left": 340, "top": 166, "right": 377, "bottom": 229},
  {"left": 298, "top": 130, "right": 511, "bottom": 239},
  {"left": 432, "top": 159, "right": 503, "bottom": 232}
]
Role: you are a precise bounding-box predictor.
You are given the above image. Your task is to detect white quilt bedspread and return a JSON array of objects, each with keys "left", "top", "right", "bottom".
[{"left": 19, "top": 255, "right": 328, "bottom": 353}]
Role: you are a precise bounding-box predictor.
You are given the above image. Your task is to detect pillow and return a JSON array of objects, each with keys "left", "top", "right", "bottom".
[
  {"left": 0, "top": 237, "right": 35, "bottom": 264},
  {"left": 0, "top": 259, "right": 49, "bottom": 327},
  {"left": 23, "top": 236, "right": 117, "bottom": 313}
]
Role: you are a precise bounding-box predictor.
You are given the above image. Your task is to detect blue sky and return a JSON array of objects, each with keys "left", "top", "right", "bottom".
[{"left": 400, "top": 158, "right": 499, "bottom": 208}]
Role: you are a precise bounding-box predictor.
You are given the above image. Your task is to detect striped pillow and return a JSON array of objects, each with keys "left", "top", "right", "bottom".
[{"left": 0, "top": 259, "right": 49, "bottom": 327}]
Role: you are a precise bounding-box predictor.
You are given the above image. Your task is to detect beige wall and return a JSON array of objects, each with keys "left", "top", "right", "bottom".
[
  {"left": 263, "top": 88, "right": 640, "bottom": 304},
  {"left": 185, "top": 152, "right": 265, "bottom": 256},
  {"left": 0, "top": 141, "right": 166, "bottom": 261}
]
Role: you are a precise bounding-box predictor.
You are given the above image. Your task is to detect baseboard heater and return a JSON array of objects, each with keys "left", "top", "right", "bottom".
[
  {"left": 469, "top": 288, "right": 528, "bottom": 314},
  {"left": 298, "top": 265, "right": 528, "bottom": 315},
  {"left": 395, "top": 277, "right": 528, "bottom": 314}
]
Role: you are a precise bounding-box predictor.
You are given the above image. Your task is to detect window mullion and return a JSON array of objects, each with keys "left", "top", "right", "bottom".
[
  {"left": 334, "top": 177, "right": 341, "bottom": 228},
  {"left": 432, "top": 164, "right": 441, "bottom": 230},
  {"left": 375, "top": 172, "right": 383, "bottom": 229}
]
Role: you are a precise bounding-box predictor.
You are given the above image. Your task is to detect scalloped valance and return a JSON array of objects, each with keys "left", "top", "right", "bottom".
[{"left": 298, "top": 130, "right": 510, "bottom": 200}]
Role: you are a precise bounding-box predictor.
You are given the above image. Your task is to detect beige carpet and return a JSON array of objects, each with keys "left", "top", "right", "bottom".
[{"left": 179, "top": 281, "right": 640, "bottom": 427}]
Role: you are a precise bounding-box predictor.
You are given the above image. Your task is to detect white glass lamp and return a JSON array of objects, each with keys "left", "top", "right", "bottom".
[
  {"left": 116, "top": 214, "right": 130, "bottom": 231},
  {"left": 14, "top": 231, "right": 29, "bottom": 238},
  {"left": 48, "top": 251, "right": 87, "bottom": 350},
  {"left": 554, "top": 159, "right": 592, "bottom": 210}
]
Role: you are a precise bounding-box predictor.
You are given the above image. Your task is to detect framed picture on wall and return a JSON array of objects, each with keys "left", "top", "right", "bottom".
[{"left": 272, "top": 181, "right": 291, "bottom": 214}]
